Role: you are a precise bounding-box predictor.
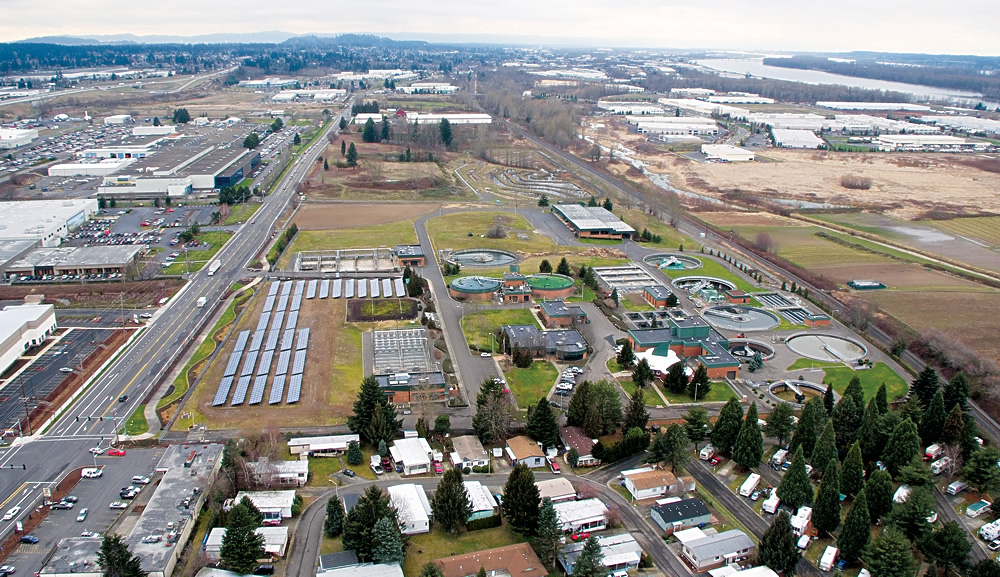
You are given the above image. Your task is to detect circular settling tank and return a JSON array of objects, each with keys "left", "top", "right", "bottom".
[
  {"left": 527, "top": 273, "right": 576, "bottom": 299},
  {"left": 643, "top": 254, "right": 702, "bottom": 270},
  {"left": 449, "top": 276, "right": 502, "bottom": 300},
  {"left": 786, "top": 334, "right": 867, "bottom": 363},
  {"left": 768, "top": 380, "right": 829, "bottom": 405},
  {"left": 703, "top": 306, "right": 780, "bottom": 331},
  {"left": 672, "top": 276, "right": 737, "bottom": 292},
  {"left": 449, "top": 249, "right": 518, "bottom": 267},
  {"left": 728, "top": 339, "right": 776, "bottom": 360}
]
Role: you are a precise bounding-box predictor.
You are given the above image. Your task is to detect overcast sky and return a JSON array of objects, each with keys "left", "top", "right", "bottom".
[{"left": 2, "top": 0, "right": 998, "bottom": 55}]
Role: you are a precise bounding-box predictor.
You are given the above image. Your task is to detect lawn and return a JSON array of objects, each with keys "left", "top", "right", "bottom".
[
  {"left": 124, "top": 404, "right": 147, "bottom": 436},
  {"left": 460, "top": 309, "right": 537, "bottom": 351},
  {"left": 578, "top": 237, "right": 623, "bottom": 246},
  {"left": 427, "top": 211, "right": 561, "bottom": 254},
  {"left": 402, "top": 524, "right": 522, "bottom": 577},
  {"left": 565, "top": 279, "right": 597, "bottom": 303},
  {"left": 160, "top": 231, "right": 234, "bottom": 275},
  {"left": 660, "top": 255, "right": 757, "bottom": 293},
  {"left": 661, "top": 381, "right": 737, "bottom": 404},
  {"left": 505, "top": 361, "right": 558, "bottom": 409},
  {"left": 223, "top": 203, "right": 261, "bottom": 225},
  {"left": 279, "top": 219, "right": 419, "bottom": 268},
  {"left": 786, "top": 359, "right": 908, "bottom": 401},
  {"left": 618, "top": 208, "right": 692, "bottom": 249}
]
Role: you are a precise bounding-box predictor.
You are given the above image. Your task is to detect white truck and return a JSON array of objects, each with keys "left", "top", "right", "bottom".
[
  {"left": 699, "top": 444, "right": 715, "bottom": 461},
  {"left": 771, "top": 449, "right": 788, "bottom": 468},
  {"left": 81, "top": 467, "right": 102, "bottom": 478},
  {"left": 819, "top": 546, "right": 838, "bottom": 572},
  {"left": 924, "top": 443, "right": 944, "bottom": 461},
  {"left": 930, "top": 457, "right": 952, "bottom": 475},
  {"left": 762, "top": 493, "right": 781, "bottom": 514},
  {"left": 739, "top": 473, "right": 761, "bottom": 497},
  {"left": 207, "top": 260, "right": 221, "bottom": 276},
  {"left": 196, "top": 297, "right": 207, "bottom": 308}
]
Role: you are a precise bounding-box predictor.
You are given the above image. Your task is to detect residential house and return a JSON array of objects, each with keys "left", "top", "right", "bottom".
[
  {"left": 464, "top": 480, "right": 498, "bottom": 521},
  {"left": 559, "top": 426, "right": 600, "bottom": 467},
  {"left": 316, "top": 551, "right": 403, "bottom": 577},
  {"left": 247, "top": 459, "right": 309, "bottom": 487},
  {"left": 435, "top": 543, "right": 547, "bottom": 577},
  {"left": 450, "top": 436, "right": 489, "bottom": 470},
  {"left": 536, "top": 477, "right": 577, "bottom": 504},
  {"left": 678, "top": 529, "right": 755, "bottom": 572},
  {"left": 650, "top": 498, "right": 712, "bottom": 534},
  {"left": 387, "top": 484, "right": 432, "bottom": 534},
  {"left": 623, "top": 469, "right": 679, "bottom": 501},
  {"left": 505, "top": 436, "right": 546, "bottom": 468},
  {"left": 288, "top": 434, "right": 360, "bottom": 458},
  {"left": 559, "top": 533, "right": 643, "bottom": 576},
  {"left": 389, "top": 437, "right": 434, "bottom": 475},
  {"left": 553, "top": 498, "right": 608, "bottom": 533},
  {"left": 205, "top": 526, "right": 289, "bottom": 559},
  {"left": 234, "top": 490, "right": 296, "bottom": 519}
]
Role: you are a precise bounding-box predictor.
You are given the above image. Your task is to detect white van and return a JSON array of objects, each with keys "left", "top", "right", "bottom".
[
  {"left": 81, "top": 468, "right": 102, "bottom": 478},
  {"left": 739, "top": 473, "right": 761, "bottom": 497}
]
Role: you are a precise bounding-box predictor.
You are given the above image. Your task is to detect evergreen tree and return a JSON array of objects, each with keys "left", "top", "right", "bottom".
[
  {"left": 97, "top": 534, "right": 148, "bottom": 577},
  {"left": 883, "top": 418, "right": 920, "bottom": 476},
  {"left": 623, "top": 388, "right": 649, "bottom": 432},
  {"left": 172, "top": 108, "right": 190, "bottom": 124},
  {"left": 911, "top": 367, "right": 940, "bottom": 408},
  {"left": 790, "top": 398, "right": 825, "bottom": 459},
  {"left": 866, "top": 469, "right": 894, "bottom": 522},
  {"left": 897, "top": 455, "right": 932, "bottom": 487},
  {"left": 583, "top": 405, "right": 602, "bottom": 439},
  {"left": 811, "top": 421, "right": 837, "bottom": 470},
  {"left": 419, "top": 563, "right": 445, "bottom": 577},
  {"left": 602, "top": 197, "right": 613, "bottom": 211},
  {"left": 526, "top": 397, "right": 559, "bottom": 450},
  {"left": 757, "top": 511, "right": 801, "bottom": 576},
  {"left": 841, "top": 442, "right": 865, "bottom": 497},
  {"left": 943, "top": 372, "right": 970, "bottom": 414},
  {"left": 963, "top": 446, "right": 1000, "bottom": 495},
  {"left": 556, "top": 257, "right": 572, "bottom": 276},
  {"left": 152, "top": 116, "right": 161, "bottom": 127},
  {"left": 381, "top": 116, "right": 390, "bottom": 141},
  {"left": 898, "top": 395, "right": 922, "bottom": 424},
  {"left": 683, "top": 406, "right": 709, "bottom": 449},
  {"left": 535, "top": 498, "right": 562, "bottom": 566},
  {"left": 864, "top": 527, "right": 915, "bottom": 577},
  {"left": 587, "top": 196, "right": 598, "bottom": 207},
  {"left": 339, "top": 117, "right": 348, "bottom": 130},
  {"left": 838, "top": 488, "right": 871, "bottom": 562},
  {"left": 501, "top": 464, "right": 541, "bottom": 534},
  {"left": 362, "top": 118, "right": 377, "bottom": 143},
  {"left": 887, "top": 486, "right": 934, "bottom": 543},
  {"left": 538, "top": 259, "right": 553, "bottom": 273},
  {"left": 777, "top": 446, "right": 813, "bottom": 510},
  {"left": 341, "top": 139, "right": 346, "bottom": 156},
  {"left": 343, "top": 486, "right": 399, "bottom": 561},
  {"left": 919, "top": 389, "right": 946, "bottom": 446},
  {"left": 732, "top": 403, "right": 764, "bottom": 470},
  {"left": 688, "top": 364, "right": 711, "bottom": 400},
  {"left": 346, "top": 142, "right": 358, "bottom": 167},
  {"left": 566, "top": 380, "right": 592, "bottom": 427},
  {"left": 941, "top": 404, "right": 966, "bottom": 446},
  {"left": 831, "top": 395, "right": 860, "bottom": 452},
  {"left": 590, "top": 381, "right": 622, "bottom": 435},
  {"left": 812, "top": 458, "right": 842, "bottom": 535},
  {"left": 844, "top": 376, "right": 864, "bottom": 408},
  {"left": 664, "top": 361, "right": 687, "bottom": 394},
  {"left": 346, "top": 440, "right": 363, "bottom": 465},
  {"left": 572, "top": 536, "right": 605, "bottom": 577},
  {"left": 616, "top": 340, "right": 635, "bottom": 368},
  {"left": 324, "top": 158, "right": 329, "bottom": 170},
  {"left": 662, "top": 423, "right": 691, "bottom": 473},
  {"left": 971, "top": 560, "right": 1000, "bottom": 577},
  {"left": 875, "top": 383, "right": 889, "bottom": 415},
  {"left": 221, "top": 497, "right": 266, "bottom": 574},
  {"left": 858, "top": 400, "right": 883, "bottom": 464},
  {"left": 961, "top": 416, "right": 982, "bottom": 462},
  {"left": 348, "top": 376, "right": 400, "bottom": 445},
  {"left": 325, "top": 496, "right": 345, "bottom": 537},
  {"left": 371, "top": 516, "right": 405, "bottom": 565},
  {"left": 763, "top": 402, "right": 796, "bottom": 446},
  {"left": 567, "top": 448, "right": 579, "bottom": 467},
  {"left": 823, "top": 383, "right": 835, "bottom": 415},
  {"left": 537, "top": 194, "right": 550, "bottom": 207},
  {"left": 439, "top": 118, "right": 453, "bottom": 147},
  {"left": 610, "top": 288, "right": 619, "bottom": 306},
  {"left": 431, "top": 468, "right": 471, "bottom": 534},
  {"left": 712, "top": 398, "right": 744, "bottom": 456},
  {"left": 923, "top": 521, "right": 972, "bottom": 575},
  {"left": 631, "top": 358, "right": 654, "bottom": 389},
  {"left": 378, "top": 439, "right": 388, "bottom": 458}
]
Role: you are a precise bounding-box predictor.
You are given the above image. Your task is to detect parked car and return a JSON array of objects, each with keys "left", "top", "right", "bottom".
[
  {"left": 77, "top": 508, "right": 89, "bottom": 522},
  {"left": 341, "top": 469, "right": 356, "bottom": 478},
  {"left": 433, "top": 461, "right": 443, "bottom": 474},
  {"left": 370, "top": 463, "right": 384, "bottom": 476},
  {"left": 19, "top": 535, "right": 38, "bottom": 544},
  {"left": 107, "top": 448, "right": 126, "bottom": 456},
  {"left": 709, "top": 456, "right": 722, "bottom": 466},
  {"left": 64, "top": 496, "right": 79, "bottom": 503}
]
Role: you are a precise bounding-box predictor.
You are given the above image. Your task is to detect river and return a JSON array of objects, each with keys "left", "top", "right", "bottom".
[{"left": 696, "top": 58, "right": 994, "bottom": 106}]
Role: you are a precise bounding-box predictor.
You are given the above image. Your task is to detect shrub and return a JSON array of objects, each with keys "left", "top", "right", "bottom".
[
  {"left": 840, "top": 174, "right": 873, "bottom": 190},
  {"left": 467, "top": 514, "right": 502, "bottom": 531},
  {"left": 463, "top": 467, "right": 472, "bottom": 474}
]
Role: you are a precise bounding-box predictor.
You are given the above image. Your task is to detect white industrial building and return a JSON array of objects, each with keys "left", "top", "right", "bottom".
[
  {"left": 750, "top": 113, "right": 827, "bottom": 130},
  {"left": 553, "top": 498, "right": 608, "bottom": 533},
  {"left": 919, "top": 115, "right": 1000, "bottom": 135},
  {"left": 404, "top": 113, "right": 492, "bottom": 125},
  {"left": 670, "top": 88, "right": 716, "bottom": 96},
  {"left": 705, "top": 94, "right": 774, "bottom": 104},
  {"left": 597, "top": 101, "right": 664, "bottom": 115},
  {"left": 0, "top": 199, "right": 97, "bottom": 247},
  {"left": 0, "top": 304, "right": 56, "bottom": 375},
  {"left": 48, "top": 158, "right": 136, "bottom": 177},
  {"left": 877, "top": 134, "right": 990, "bottom": 152},
  {"left": 0, "top": 128, "right": 39, "bottom": 149},
  {"left": 103, "top": 114, "right": 133, "bottom": 125},
  {"left": 239, "top": 78, "right": 298, "bottom": 89},
  {"left": 771, "top": 129, "right": 826, "bottom": 149},
  {"left": 389, "top": 437, "right": 434, "bottom": 475},
  {"left": 658, "top": 98, "right": 750, "bottom": 120},
  {"left": 817, "top": 101, "right": 932, "bottom": 111},
  {"left": 354, "top": 112, "right": 395, "bottom": 124},
  {"left": 234, "top": 490, "right": 296, "bottom": 519},
  {"left": 630, "top": 117, "right": 719, "bottom": 136},
  {"left": 77, "top": 143, "right": 160, "bottom": 159},
  {"left": 387, "top": 484, "right": 432, "bottom": 534},
  {"left": 288, "top": 434, "right": 359, "bottom": 457},
  {"left": 398, "top": 82, "right": 458, "bottom": 94},
  {"left": 204, "top": 526, "right": 289, "bottom": 559},
  {"left": 133, "top": 126, "right": 177, "bottom": 136},
  {"left": 701, "top": 144, "right": 755, "bottom": 162},
  {"left": 271, "top": 89, "right": 347, "bottom": 102}
]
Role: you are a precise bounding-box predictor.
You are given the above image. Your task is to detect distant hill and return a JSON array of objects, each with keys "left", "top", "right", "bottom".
[
  {"left": 16, "top": 35, "right": 99, "bottom": 45},
  {"left": 18, "top": 31, "right": 296, "bottom": 45}
]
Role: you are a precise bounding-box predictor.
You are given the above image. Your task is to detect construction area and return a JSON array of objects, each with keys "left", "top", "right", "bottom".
[{"left": 293, "top": 247, "right": 397, "bottom": 273}]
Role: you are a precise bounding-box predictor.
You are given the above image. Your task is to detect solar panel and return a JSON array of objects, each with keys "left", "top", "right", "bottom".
[
  {"left": 332, "top": 279, "right": 342, "bottom": 298},
  {"left": 290, "top": 295, "right": 302, "bottom": 311},
  {"left": 268, "top": 282, "right": 280, "bottom": 297},
  {"left": 306, "top": 279, "right": 318, "bottom": 299},
  {"left": 280, "top": 328, "right": 295, "bottom": 350},
  {"left": 231, "top": 375, "right": 252, "bottom": 405},
  {"left": 265, "top": 329, "right": 280, "bottom": 352},
  {"left": 262, "top": 296, "right": 275, "bottom": 313},
  {"left": 285, "top": 311, "right": 299, "bottom": 330},
  {"left": 240, "top": 351, "right": 257, "bottom": 377},
  {"left": 286, "top": 374, "right": 303, "bottom": 404},
  {"left": 357, "top": 280, "right": 367, "bottom": 298},
  {"left": 296, "top": 328, "right": 310, "bottom": 350},
  {"left": 256, "top": 311, "right": 271, "bottom": 332},
  {"left": 319, "top": 279, "right": 330, "bottom": 299},
  {"left": 269, "top": 375, "right": 286, "bottom": 404},
  {"left": 370, "top": 279, "right": 380, "bottom": 298},
  {"left": 381, "top": 278, "right": 392, "bottom": 298},
  {"left": 292, "top": 349, "right": 307, "bottom": 375},
  {"left": 394, "top": 277, "right": 405, "bottom": 297},
  {"left": 281, "top": 280, "right": 293, "bottom": 296},
  {"left": 276, "top": 294, "right": 289, "bottom": 312},
  {"left": 343, "top": 279, "right": 354, "bottom": 298},
  {"left": 276, "top": 349, "right": 291, "bottom": 375},
  {"left": 248, "top": 375, "right": 268, "bottom": 405},
  {"left": 213, "top": 376, "right": 234, "bottom": 406},
  {"left": 233, "top": 330, "right": 251, "bottom": 353},
  {"left": 223, "top": 351, "right": 242, "bottom": 377},
  {"left": 272, "top": 311, "right": 284, "bottom": 330},
  {"left": 257, "top": 350, "right": 274, "bottom": 375},
  {"left": 295, "top": 280, "right": 305, "bottom": 296},
  {"left": 248, "top": 330, "right": 265, "bottom": 353}
]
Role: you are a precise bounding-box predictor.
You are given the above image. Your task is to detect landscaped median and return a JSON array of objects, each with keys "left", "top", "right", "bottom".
[{"left": 160, "top": 231, "right": 233, "bottom": 275}]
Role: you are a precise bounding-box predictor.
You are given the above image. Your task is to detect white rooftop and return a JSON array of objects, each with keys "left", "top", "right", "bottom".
[
  {"left": 387, "top": 484, "right": 432, "bottom": 527},
  {"left": 206, "top": 526, "right": 288, "bottom": 553},
  {"left": 463, "top": 480, "right": 498, "bottom": 513},
  {"left": 553, "top": 497, "right": 607, "bottom": 524},
  {"left": 673, "top": 527, "right": 708, "bottom": 545},
  {"left": 235, "top": 490, "right": 296, "bottom": 509},
  {"left": 389, "top": 437, "right": 433, "bottom": 468},
  {"left": 536, "top": 477, "right": 576, "bottom": 501}
]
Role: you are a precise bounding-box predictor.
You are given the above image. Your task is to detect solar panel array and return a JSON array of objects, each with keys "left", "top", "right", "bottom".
[
  {"left": 296, "top": 328, "right": 310, "bottom": 350},
  {"left": 281, "top": 328, "right": 295, "bottom": 351},
  {"left": 285, "top": 311, "right": 299, "bottom": 330},
  {"left": 287, "top": 374, "right": 303, "bottom": 404},
  {"left": 281, "top": 281, "right": 292, "bottom": 296},
  {"left": 269, "top": 375, "right": 286, "bottom": 404},
  {"left": 319, "top": 279, "right": 330, "bottom": 299},
  {"left": 382, "top": 278, "right": 393, "bottom": 297},
  {"left": 256, "top": 311, "right": 271, "bottom": 332},
  {"left": 249, "top": 330, "right": 265, "bottom": 353},
  {"left": 292, "top": 349, "right": 307, "bottom": 375},
  {"left": 295, "top": 280, "right": 305, "bottom": 296},
  {"left": 290, "top": 294, "right": 302, "bottom": 311},
  {"left": 276, "top": 294, "right": 289, "bottom": 312},
  {"left": 369, "top": 279, "right": 379, "bottom": 298},
  {"left": 268, "top": 282, "right": 280, "bottom": 297},
  {"left": 257, "top": 350, "right": 274, "bottom": 375},
  {"left": 233, "top": 330, "right": 250, "bottom": 352},
  {"left": 231, "top": 375, "right": 252, "bottom": 405},
  {"left": 307, "top": 280, "right": 318, "bottom": 299},
  {"left": 265, "top": 329, "right": 280, "bottom": 352},
  {"left": 214, "top": 376, "right": 234, "bottom": 406},
  {"left": 262, "top": 296, "right": 275, "bottom": 314},
  {"left": 249, "top": 374, "right": 268, "bottom": 405},
  {"left": 276, "top": 349, "right": 291, "bottom": 375},
  {"left": 239, "top": 352, "right": 257, "bottom": 377}
]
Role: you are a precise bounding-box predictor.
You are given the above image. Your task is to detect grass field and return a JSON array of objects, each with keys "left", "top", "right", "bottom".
[
  {"left": 401, "top": 525, "right": 521, "bottom": 577},
  {"left": 427, "top": 211, "right": 561, "bottom": 254},
  {"left": 786, "top": 359, "right": 908, "bottom": 401},
  {"left": 505, "top": 361, "right": 559, "bottom": 409},
  {"left": 929, "top": 216, "right": 1000, "bottom": 248},
  {"left": 661, "top": 381, "right": 737, "bottom": 404},
  {"left": 460, "top": 309, "right": 537, "bottom": 351},
  {"left": 279, "top": 218, "right": 419, "bottom": 268},
  {"left": 732, "top": 225, "right": 894, "bottom": 269},
  {"left": 124, "top": 404, "right": 147, "bottom": 435},
  {"left": 579, "top": 237, "right": 623, "bottom": 246},
  {"left": 223, "top": 204, "right": 261, "bottom": 225},
  {"left": 618, "top": 208, "right": 692, "bottom": 248},
  {"left": 660, "top": 255, "right": 758, "bottom": 293},
  {"left": 160, "top": 231, "right": 234, "bottom": 275}
]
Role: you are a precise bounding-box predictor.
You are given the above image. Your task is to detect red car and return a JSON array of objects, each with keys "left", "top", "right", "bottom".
[
  {"left": 548, "top": 458, "right": 561, "bottom": 474},
  {"left": 107, "top": 448, "right": 126, "bottom": 456},
  {"left": 709, "top": 456, "right": 721, "bottom": 466},
  {"left": 433, "top": 461, "right": 443, "bottom": 474}
]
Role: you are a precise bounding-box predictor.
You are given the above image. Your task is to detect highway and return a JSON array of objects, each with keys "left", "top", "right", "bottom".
[{"left": 0, "top": 100, "right": 354, "bottom": 543}]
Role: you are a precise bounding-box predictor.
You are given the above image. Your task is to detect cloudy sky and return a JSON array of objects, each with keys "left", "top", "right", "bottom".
[{"left": 2, "top": 0, "right": 998, "bottom": 55}]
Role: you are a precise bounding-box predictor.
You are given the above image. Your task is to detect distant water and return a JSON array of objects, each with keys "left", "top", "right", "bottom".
[{"left": 696, "top": 58, "right": 992, "bottom": 105}]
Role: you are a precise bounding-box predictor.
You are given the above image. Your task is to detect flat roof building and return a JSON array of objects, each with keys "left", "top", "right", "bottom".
[
  {"left": 771, "top": 129, "right": 825, "bottom": 149},
  {"left": 5, "top": 245, "right": 142, "bottom": 277},
  {"left": 404, "top": 113, "right": 491, "bottom": 125},
  {"left": 553, "top": 498, "right": 608, "bottom": 533},
  {"left": 289, "top": 434, "right": 359, "bottom": 457},
  {"left": 701, "top": 144, "right": 755, "bottom": 162},
  {"left": 0, "top": 304, "right": 56, "bottom": 376},
  {"left": 503, "top": 324, "right": 588, "bottom": 361},
  {"left": 387, "top": 484, "right": 432, "bottom": 534},
  {"left": 0, "top": 199, "right": 98, "bottom": 247},
  {"left": 389, "top": 437, "right": 434, "bottom": 476},
  {"left": 0, "top": 128, "right": 39, "bottom": 149},
  {"left": 234, "top": 490, "right": 297, "bottom": 519},
  {"left": 536, "top": 477, "right": 577, "bottom": 503},
  {"left": 552, "top": 204, "right": 635, "bottom": 240}
]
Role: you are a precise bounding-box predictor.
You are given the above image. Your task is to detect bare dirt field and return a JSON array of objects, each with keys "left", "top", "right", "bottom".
[
  {"left": 181, "top": 286, "right": 363, "bottom": 430},
  {"left": 0, "top": 279, "right": 184, "bottom": 308},
  {"left": 815, "top": 263, "right": 986, "bottom": 289},
  {"left": 294, "top": 202, "right": 441, "bottom": 230}
]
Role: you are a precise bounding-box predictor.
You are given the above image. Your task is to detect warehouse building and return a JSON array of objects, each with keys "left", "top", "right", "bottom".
[
  {"left": 771, "top": 129, "right": 825, "bottom": 149},
  {"left": 48, "top": 158, "right": 136, "bottom": 177},
  {"left": 5, "top": 245, "right": 142, "bottom": 277},
  {"left": 701, "top": 144, "right": 755, "bottom": 162},
  {"left": 876, "top": 134, "right": 990, "bottom": 152},
  {"left": 552, "top": 204, "right": 635, "bottom": 240},
  {"left": 398, "top": 82, "right": 459, "bottom": 94},
  {"left": 0, "top": 304, "right": 56, "bottom": 375},
  {"left": 0, "top": 199, "right": 97, "bottom": 247},
  {"left": 403, "top": 113, "right": 492, "bottom": 125},
  {"left": 103, "top": 114, "right": 133, "bottom": 124},
  {"left": 0, "top": 128, "right": 39, "bottom": 149}
]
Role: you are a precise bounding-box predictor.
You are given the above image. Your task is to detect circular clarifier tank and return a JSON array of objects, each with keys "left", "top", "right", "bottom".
[
  {"left": 643, "top": 254, "right": 703, "bottom": 270},
  {"left": 785, "top": 334, "right": 868, "bottom": 363},
  {"left": 672, "top": 276, "right": 737, "bottom": 292},
  {"left": 449, "top": 276, "right": 502, "bottom": 295},
  {"left": 449, "top": 249, "right": 518, "bottom": 267},
  {"left": 703, "top": 305, "right": 780, "bottom": 331}
]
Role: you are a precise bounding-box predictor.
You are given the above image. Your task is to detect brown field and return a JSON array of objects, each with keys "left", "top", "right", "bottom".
[
  {"left": 816, "top": 263, "right": 986, "bottom": 289},
  {"left": 293, "top": 202, "right": 441, "bottom": 230},
  {"left": 0, "top": 279, "right": 184, "bottom": 308},
  {"left": 697, "top": 211, "right": 805, "bottom": 229},
  {"left": 181, "top": 287, "right": 363, "bottom": 430}
]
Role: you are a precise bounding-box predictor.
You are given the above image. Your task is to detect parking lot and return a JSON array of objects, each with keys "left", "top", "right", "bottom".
[{"left": 0, "top": 446, "right": 166, "bottom": 574}]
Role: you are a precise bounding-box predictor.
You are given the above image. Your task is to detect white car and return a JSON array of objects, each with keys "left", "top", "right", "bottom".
[
  {"left": 88, "top": 447, "right": 104, "bottom": 455},
  {"left": 59, "top": 367, "right": 73, "bottom": 373},
  {"left": 480, "top": 352, "right": 491, "bottom": 357},
  {"left": 3, "top": 506, "right": 20, "bottom": 520},
  {"left": 556, "top": 383, "right": 573, "bottom": 391},
  {"left": 109, "top": 502, "right": 127, "bottom": 510}
]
